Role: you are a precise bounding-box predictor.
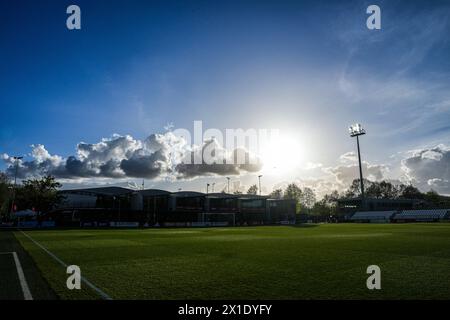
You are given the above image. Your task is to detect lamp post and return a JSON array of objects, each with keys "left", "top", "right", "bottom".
[
  {"left": 9, "top": 156, "right": 23, "bottom": 218},
  {"left": 206, "top": 183, "right": 210, "bottom": 194},
  {"left": 349, "top": 123, "right": 366, "bottom": 210},
  {"left": 226, "top": 177, "right": 230, "bottom": 193},
  {"left": 258, "top": 175, "right": 263, "bottom": 196}
]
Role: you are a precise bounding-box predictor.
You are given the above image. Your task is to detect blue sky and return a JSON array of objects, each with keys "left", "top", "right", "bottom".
[{"left": 1, "top": 0, "right": 450, "bottom": 195}]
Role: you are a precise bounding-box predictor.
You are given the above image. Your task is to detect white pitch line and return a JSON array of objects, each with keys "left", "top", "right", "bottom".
[
  {"left": 0, "top": 251, "right": 33, "bottom": 300},
  {"left": 19, "top": 230, "right": 113, "bottom": 300},
  {"left": 12, "top": 252, "right": 33, "bottom": 300}
]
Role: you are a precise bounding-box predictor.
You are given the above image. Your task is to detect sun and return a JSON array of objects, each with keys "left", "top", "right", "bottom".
[{"left": 259, "top": 132, "right": 304, "bottom": 174}]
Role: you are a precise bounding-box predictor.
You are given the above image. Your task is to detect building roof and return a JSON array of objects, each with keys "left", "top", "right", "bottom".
[
  {"left": 206, "top": 193, "right": 240, "bottom": 199},
  {"left": 60, "top": 186, "right": 133, "bottom": 196},
  {"left": 267, "top": 198, "right": 296, "bottom": 202},
  {"left": 238, "top": 194, "right": 269, "bottom": 200},
  {"left": 139, "top": 189, "right": 171, "bottom": 196},
  {"left": 172, "top": 191, "right": 205, "bottom": 197}
]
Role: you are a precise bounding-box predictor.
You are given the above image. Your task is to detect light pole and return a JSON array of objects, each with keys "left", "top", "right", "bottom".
[
  {"left": 258, "top": 175, "right": 263, "bottom": 196},
  {"left": 212, "top": 182, "right": 215, "bottom": 193},
  {"left": 118, "top": 198, "right": 121, "bottom": 222},
  {"left": 9, "top": 156, "right": 23, "bottom": 218},
  {"left": 349, "top": 123, "right": 366, "bottom": 210},
  {"left": 206, "top": 183, "right": 210, "bottom": 194},
  {"left": 226, "top": 177, "right": 230, "bottom": 193}
]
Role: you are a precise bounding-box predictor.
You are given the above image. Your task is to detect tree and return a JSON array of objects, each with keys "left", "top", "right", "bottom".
[
  {"left": 247, "top": 184, "right": 258, "bottom": 195},
  {"left": 344, "top": 178, "right": 373, "bottom": 198},
  {"left": 311, "top": 200, "right": 330, "bottom": 217},
  {"left": 300, "top": 187, "right": 316, "bottom": 209},
  {"left": 424, "top": 189, "right": 440, "bottom": 205},
  {"left": 366, "top": 181, "right": 400, "bottom": 199},
  {"left": 323, "top": 190, "right": 340, "bottom": 206},
  {"left": 0, "top": 172, "right": 11, "bottom": 217},
  {"left": 283, "top": 183, "right": 302, "bottom": 214},
  {"left": 398, "top": 184, "right": 423, "bottom": 199},
  {"left": 269, "top": 189, "right": 283, "bottom": 199},
  {"left": 15, "top": 175, "right": 63, "bottom": 213},
  {"left": 283, "top": 183, "right": 302, "bottom": 201}
]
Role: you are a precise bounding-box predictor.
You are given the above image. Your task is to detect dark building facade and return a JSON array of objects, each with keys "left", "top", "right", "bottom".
[
  {"left": 51, "top": 187, "right": 137, "bottom": 227},
  {"left": 337, "top": 198, "right": 416, "bottom": 216},
  {"left": 268, "top": 199, "right": 297, "bottom": 224},
  {"left": 51, "top": 187, "right": 297, "bottom": 227}
]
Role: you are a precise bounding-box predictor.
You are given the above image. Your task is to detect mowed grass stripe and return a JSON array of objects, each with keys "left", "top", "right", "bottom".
[{"left": 15, "top": 224, "right": 450, "bottom": 299}]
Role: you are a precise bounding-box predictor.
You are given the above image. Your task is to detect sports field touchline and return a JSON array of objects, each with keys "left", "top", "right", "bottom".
[
  {"left": 19, "top": 230, "right": 113, "bottom": 300},
  {"left": 0, "top": 251, "right": 33, "bottom": 300}
]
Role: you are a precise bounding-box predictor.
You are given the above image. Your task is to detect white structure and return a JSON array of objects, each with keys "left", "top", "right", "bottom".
[
  {"left": 350, "top": 211, "right": 396, "bottom": 223},
  {"left": 393, "top": 209, "right": 450, "bottom": 222}
]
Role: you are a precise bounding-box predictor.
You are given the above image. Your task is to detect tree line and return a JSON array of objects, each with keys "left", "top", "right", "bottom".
[
  {"left": 1, "top": 171, "right": 449, "bottom": 220},
  {"left": 242, "top": 179, "right": 450, "bottom": 217},
  {"left": 0, "top": 173, "right": 62, "bottom": 219}
]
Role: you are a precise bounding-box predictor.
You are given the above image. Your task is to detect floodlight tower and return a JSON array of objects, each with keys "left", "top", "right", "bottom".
[{"left": 349, "top": 124, "right": 366, "bottom": 210}]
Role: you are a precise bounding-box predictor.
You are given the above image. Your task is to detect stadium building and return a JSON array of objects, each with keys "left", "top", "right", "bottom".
[
  {"left": 48, "top": 187, "right": 297, "bottom": 227},
  {"left": 392, "top": 209, "right": 450, "bottom": 223},
  {"left": 339, "top": 197, "right": 450, "bottom": 223},
  {"left": 338, "top": 198, "right": 416, "bottom": 216},
  {"left": 349, "top": 209, "right": 450, "bottom": 223},
  {"left": 349, "top": 211, "right": 397, "bottom": 223}
]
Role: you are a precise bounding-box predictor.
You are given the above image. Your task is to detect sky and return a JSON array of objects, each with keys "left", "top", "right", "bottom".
[{"left": 1, "top": 0, "right": 450, "bottom": 196}]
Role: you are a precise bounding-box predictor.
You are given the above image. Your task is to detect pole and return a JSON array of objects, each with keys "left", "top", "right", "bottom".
[
  {"left": 153, "top": 197, "right": 156, "bottom": 226},
  {"left": 147, "top": 197, "right": 150, "bottom": 225},
  {"left": 227, "top": 177, "right": 230, "bottom": 193},
  {"left": 258, "top": 175, "right": 262, "bottom": 196},
  {"left": 356, "top": 135, "right": 365, "bottom": 209},
  {"left": 118, "top": 199, "right": 121, "bottom": 222}
]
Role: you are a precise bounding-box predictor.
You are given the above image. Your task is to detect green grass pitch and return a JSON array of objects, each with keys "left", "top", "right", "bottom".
[{"left": 14, "top": 224, "right": 450, "bottom": 300}]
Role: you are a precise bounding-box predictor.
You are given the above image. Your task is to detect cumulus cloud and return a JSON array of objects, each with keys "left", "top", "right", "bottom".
[
  {"left": 175, "top": 139, "right": 262, "bottom": 178},
  {"left": 304, "top": 162, "right": 323, "bottom": 170},
  {"left": 323, "top": 161, "right": 389, "bottom": 188},
  {"left": 401, "top": 144, "right": 450, "bottom": 194},
  {"left": 2, "top": 132, "right": 262, "bottom": 181},
  {"left": 339, "top": 151, "right": 357, "bottom": 163}
]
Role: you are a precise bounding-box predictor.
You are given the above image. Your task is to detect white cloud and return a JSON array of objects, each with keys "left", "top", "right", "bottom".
[
  {"left": 339, "top": 151, "right": 357, "bottom": 164},
  {"left": 1, "top": 131, "right": 261, "bottom": 181},
  {"left": 304, "top": 162, "right": 323, "bottom": 170},
  {"left": 323, "top": 161, "right": 389, "bottom": 188},
  {"left": 401, "top": 144, "right": 450, "bottom": 194}
]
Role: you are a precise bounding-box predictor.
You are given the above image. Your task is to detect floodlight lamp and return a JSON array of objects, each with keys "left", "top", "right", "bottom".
[{"left": 349, "top": 123, "right": 366, "bottom": 137}]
